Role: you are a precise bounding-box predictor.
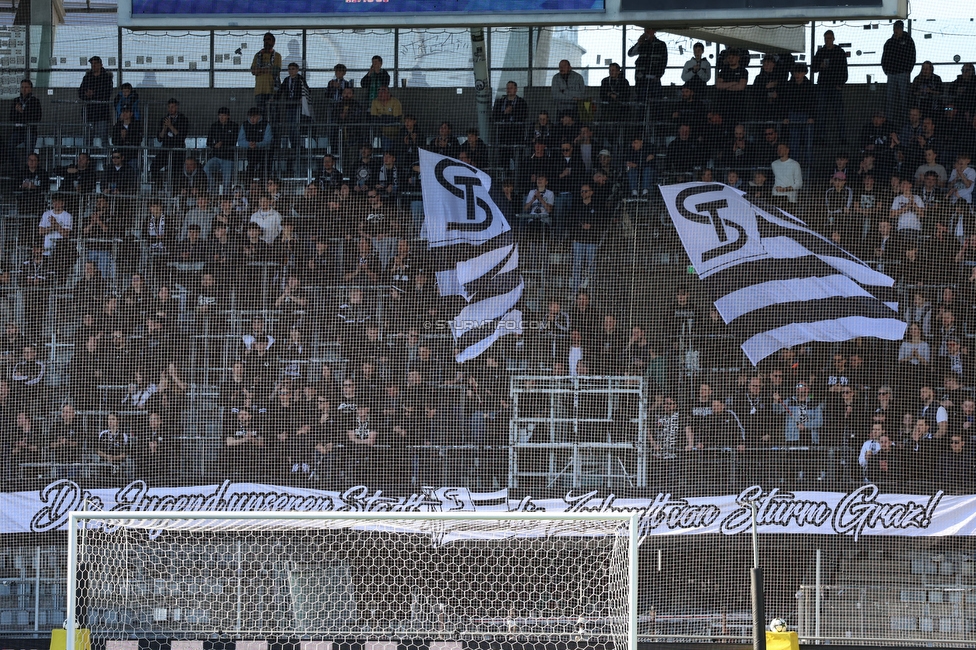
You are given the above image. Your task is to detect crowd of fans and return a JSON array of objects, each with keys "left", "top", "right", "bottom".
[{"left": 0, "top": 26, "right": 975, "bottom": 495}]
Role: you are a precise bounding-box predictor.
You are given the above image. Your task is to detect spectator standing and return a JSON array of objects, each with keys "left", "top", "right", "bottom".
[
  {"left": 276, "top": 62, "right": 314, "bottom": 175},
  {"left": 680, "top": 42, "right": 711, "bottom": 94},
  {"left": 912, "top": 61, "right": 944, "bottom": 117},
  {"left": 881, "top": 20, "right": 916, "bottom": 128},
  {"left": 782, "top": 64, "right": 816, "bottom": 171},
  {"left": 361, "top": 55, "right": 391, "bottom": 103},
  {"left": 551, "top": 60, "right": 586, "bottom": 118},
  {"left": 150, "top": 98, "right": 189, "bottom": 190},
  {"left": 7, "top": 79, "right": 41, "bottom": 166},
  {"left": 78, "top": 55, "right": 113, "bottom": 145},
  {"left": 714, "top": 49, "right": 749, "bottom": 125},
  {"left": 628, "top": 27, "right": 668, "bottom": 102},
  {"left": 599, "top": 62, "right": 632, "bottom": 126},
  {"left": 752, "top": 55, "right": 784, "bottom": 124},
  {"left": 493, "top": 80, "right": 530, "bottom": 147},
  {"left": 570, "top": 183, "right": 607, "bottom": 295},
  {"left": 110, "top": 105, "right": 142, "bottom": 166},
  {"left": 811, "top": 30, "right": 849, "bottom": 145},
  {"left": 326, "top": 63, "right": 354, "bottom": 103},
  {"left": 250, "top": 32, "right": 282, "bottom": 119}
]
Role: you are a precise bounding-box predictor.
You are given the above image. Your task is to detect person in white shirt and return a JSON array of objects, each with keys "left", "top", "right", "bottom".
[
  {"left": 680, "top": 42, "right": 711, "bottom": 91},
  {"left": 38, "top": 193, "right": 72, "bottom": 255},
  {"left": 770, "top": 143, "right": 803, "bottom": 204},
  {"left": 890, "top": 178, "right": 925, "bottom": 241},
  {"left": 523, "top": 174, "right": 555, "bottom": 216},
  {"left": 947, "top": 153, "right": 975, "bottom": 205},
  {"left": 248, "top": 193, "right": 282, "bottom": 244}
]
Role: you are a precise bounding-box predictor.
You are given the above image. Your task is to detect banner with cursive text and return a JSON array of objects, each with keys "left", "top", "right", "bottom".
[{"left": 1, "top": 481, "right": 970, "bottom": 541}]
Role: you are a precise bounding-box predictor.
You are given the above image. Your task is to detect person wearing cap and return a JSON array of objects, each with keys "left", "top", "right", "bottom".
[
  {"left": 882, "top": 20, "right": 917, "bottom": 128},
  {"left": 203, "top": 107, "right": 240, "bottom": 195},
  {"left": 237, "top": 106, "right": 273, "bottom": 180},
  {"left": 599, "top": 62, "right": 632, "bottom": 125},
  {"left": 250, "top": 32, "right": 282, "bottom": 119},
  {"left": 782, "top": 63, "right": 816, "bottom": 170},
  {"left": 628, "top": 27, "right": 667, "bottom": 102},
  {"left": 752, "top": 55, "right": 785, "bottom": 125},
  {"left": 150, "top": 98, "right": 190, "bottom": 190},
  {"left": 78, "top": 55, "right": 113, "bottom": 145},
  {"left": 595, "top": 148, "right": 618, "bottom": 185}
]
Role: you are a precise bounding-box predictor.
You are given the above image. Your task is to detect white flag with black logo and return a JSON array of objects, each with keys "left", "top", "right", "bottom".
[
  {"left": 660, "top": 182, "right": 906, "bottom": 365},
  {"left": 419, "top": 149, "right": 523, "bottom": 363}
]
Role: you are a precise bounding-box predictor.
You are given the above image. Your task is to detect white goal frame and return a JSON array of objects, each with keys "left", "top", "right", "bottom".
[{"left": 65, "top": 510, "right": 640, "bottom": 650}]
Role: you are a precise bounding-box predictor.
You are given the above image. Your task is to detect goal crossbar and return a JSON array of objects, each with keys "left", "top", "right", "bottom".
[{"left": 66, "top": 510, "right": 640, "bottom": 650}]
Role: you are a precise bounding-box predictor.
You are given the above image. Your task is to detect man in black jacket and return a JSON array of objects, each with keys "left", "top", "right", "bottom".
[
  {"left": 812, "top": 30, "right": 849, "bottom": 144},
  {"left": 628, "top": 27, "right": 667, "bottom": 102},
  {"left": 151, "top": 98, "right": 190, "bottom": 190},
  {"left": 570, "top": 183, "right": 607, "bottom": 295},
  {"left": 78, "top": 55, "right": 113, "bottom": 145},
  {"left": 7, "top": 79, "right": 41, "bottom": 169},
  {"left": 882, "top": 20, "right": 917, "bottom": 128},
  {"left": 492, "top": 80, "right": 529, "bottom": 147},
  {"left": 204, "top": 107, "right": 239, "bottom": 194}
]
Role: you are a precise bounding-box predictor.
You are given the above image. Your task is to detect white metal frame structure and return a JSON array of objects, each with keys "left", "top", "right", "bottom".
[{"left": 509, "top": 375, "right": 648, "bottom": 489}]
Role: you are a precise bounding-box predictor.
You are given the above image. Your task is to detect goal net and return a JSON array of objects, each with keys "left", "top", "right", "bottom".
[{"left": 66, "top": 511, "right": 638, "bottom": 650}]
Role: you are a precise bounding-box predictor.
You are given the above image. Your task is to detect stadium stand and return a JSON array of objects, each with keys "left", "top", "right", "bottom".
[{"left": 1, "top": 14, "right": 976, "bottom": 647}]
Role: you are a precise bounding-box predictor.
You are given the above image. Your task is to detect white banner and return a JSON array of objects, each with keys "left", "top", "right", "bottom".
[{"left": 1, "top": 480, "right": 970, "bottom": 541}]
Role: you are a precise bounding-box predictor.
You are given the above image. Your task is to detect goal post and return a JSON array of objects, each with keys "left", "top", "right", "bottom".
[{"left": 66, "top": 510, "right": 639, "bottom": 650}]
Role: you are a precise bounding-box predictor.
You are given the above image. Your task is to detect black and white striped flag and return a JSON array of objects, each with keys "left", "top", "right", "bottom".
[
  {"left": 660, "top": 182, "right": 906, "bottom": 365},
  {"left": 419, "top": 149, "right": 523, "bottom": 363}
]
